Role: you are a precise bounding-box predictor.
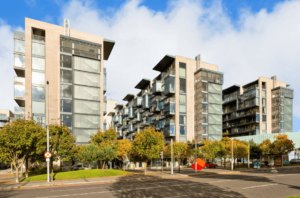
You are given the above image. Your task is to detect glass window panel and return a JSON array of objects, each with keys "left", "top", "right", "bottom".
[
  {"left": 202, "top": 82, "right": 208, "bottom": 92},
  {"left": 14, "top": 85, "right": 25, "bottom": 98},
  {"left": 208, "top": 114, "right": 222, "bottom": 124},
  {"left": 202, "top": 125, "right": 208, "bottom": 134},
  {"left": 180, "top": 126, "right": 186, "bottom": 135},
  {"left": 202, "top": 103, "right": 207, "bottom": 113},
  {"left": 284, "top": 98, "right": 293, "bottom": 106},
  {"left": 208, "top": 83, "right": 222, "bottom": 94},
  {"left": 179, "top": 105, "right": 186, "bottom": 113},
  {"left": 60, "top": 99, "right": 72, "bottom": 113},
  {"left": 74, "top": 56, "right": 100, "bottom": 73},
  {"left": 74, "top": 114, "right": 100, "bottom": 128},
  {"left": 60, "top": 85, "right": 72, "bottom": 98},
  {"left": 164, "top": 76, "right": 175, "bottom": 94},
  {"left": 262, "top": 123, "right": 267, "bottom": 131},
  {"left": 14, "top": 39, "right": 25, "bottom": 53},
  {"left": 32, "top": 72, "right": 45, "bottom": 85},
  {"left": 14, "top": 54, "right": 25, "bottom": 67},
  {"left": 60, "top": 114, "right": 72, "bottom": 128},
  {"left": 73, "top": 129, "right": 98, "bottom": 143},
  {"left": 179, "top": 95, "right": 186, "bottom": 104},
  {"left": 208, "top": 125, "right": 222, "bottom": 134},
  {"left": 284, "top": 122, "right": 292, "bottom": 131},
  {"left": 179, "top": 115, "right": 186, "bottom": 125},
  {"left": 74, "top": 85, "right": 100, "bottom": 101},
  {"left": 284, "top": 114, "right": 292, "bottom": 122},
  {"left": 179, "top": 79, "right": 186, "bottom": 94},
  {"left": 202, "top": 114, "right": 208, "bottom": 123},
  {"left": 284, "top": 105, "right": 292, "bottom": 114},
  {"left": 208, "top": 93, "right": 222, "bottom": 104},
  {"left": 262, "top": 90, "right": 266, "bottom": 98},
  {"left": 32, "top": 101, "right": 45, "bottom": 114},
  {"left": 74, "top": 70, "right": 100, "bottom": 87},
  {"left": 33, "top": 115, "right": 45, "bottom": 127},
  {"left": 60, "top": 69, "right": 72, "bottom": 83},
  {"left": 74, "top": 100, "right": 100, "bottom": 115},
  {"left": 262, "top": 98, "right": 266, "bottom": 106},
  {"left": 256, "top": 114, "right": 260, "bottom": 121},
  {"left": 32, "top": 86, "right": 45, "bottom": 100},
  {"left": 262, "top": 107, "right": 266, "bottom": 114},
  {"left": 179, "top": 68, "right": 186, "bottom": 78},
  {"left": 208, "top": 104, "right": 222, "bottom": 114},
  {"left": 32, "top": 43, "right": 45, "bottom": 57},
  {"left": 60, "top": 54, "right": 72, "bottom": 68},
  {"left": 262, "top": 115, "right": 266, "bottom": 122},
  {"left": 32, "top": 57, "right": 45, "bottom": 70}
]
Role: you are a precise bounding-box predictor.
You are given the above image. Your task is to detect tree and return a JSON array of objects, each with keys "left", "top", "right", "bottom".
[
  {"left": 250, "top": 140, "right": 262, "bottom": 160},
  {"left": 221, "top": 137, "right": 233, "bottom": 168},
  {"left": 167, "top": 142, "right": 191, "bottom": 173},
  {"left": 91, "top": 127, "right": 117, "bottom": 150},
  {"left": 99, "top": 146, "right": 118, "bottom": 170},
  {"left": 81, "top": 144, "right": 101, "bottom": 169},
  {"left": 199, "top": 140, "right": 225, "bottom": 163},
  {"left": 49, "top": 125, "right": 76, "bottom": 173},
  {"left": 131, "top": 128, "right": 164, "bottom": 175},
  {"left": 272, "top": 134, "right": 294, "bottom": 156},
  {"left": 116, "top": 139, "right": 132, "bottom": 171},
  {"left": 0, "top": 119, "right": 42, "bottom": 183},
  {"left": 71, "top": 145, "right": 86, "bottom": 168},
  {"left": 232, "top": 139, "right": 249, "bottom": 169}
]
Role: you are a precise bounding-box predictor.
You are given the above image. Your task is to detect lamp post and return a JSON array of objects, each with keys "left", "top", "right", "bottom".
[
  {"left": 159, "top": 151, "right": 163, "bottom": 173},
  {"left": 46, "top": 81, "right": 50, "bottom": 183}
]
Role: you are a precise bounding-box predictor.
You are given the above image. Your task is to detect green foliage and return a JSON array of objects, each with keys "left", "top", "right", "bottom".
[
  {"left": 167, "top": 142, "right": 191, "bottom": 161},
  {"left": 250, "top": 140, "right": 262, "bottom": 159},
  {"left": 199, "top": 140, "right": 225, "bottom": 160},
  {"left": 258, "top": 134, "right": 294, "bottom": 156},
  {"left": 81, "top": 144, "right": 101, "bottom": 167},
  {"left": 90, "top": 127, "right": 117, "bottom": 150},
  {"left": 116, "top": 139, "right": 132, "bottom": 171},
  {"left": 71, "top": 145, "right": 86, "bottom": 163},
  {"left": 99, "top": 145, "right": 118, "bottom": 169}
]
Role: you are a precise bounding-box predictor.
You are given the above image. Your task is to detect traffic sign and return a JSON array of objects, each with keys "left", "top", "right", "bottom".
[{"left": 44, "top": 152, "right": 52, "bottom": 158}]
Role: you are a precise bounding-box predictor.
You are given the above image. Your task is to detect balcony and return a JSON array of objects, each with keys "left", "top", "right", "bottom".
[
  {"left": 142, "top": 94, "right": 151, "bottom": 109},
  {"left": 0, "top": 114, "right": 8, "bottom": 121},
  {"left": 151, "top": 97, "right": 160, "bottom": 112},
  {"left": 14, "top": 84, "right": 25, "bottom": 107},
  {"left": 32, "top": 34, "right": 45, "bottom": 42},
  {"left": 128, "top": 107, "right": 134, "bottom": 119},
  {"left": 103, "top": 97, "right": 107, "bottom": 115},
  {"left": 165, "top": 119, "right": 175, "bottom": 126},
  {"left": 134, "top": 97, "right": 142, "bottom": 107},
  {"left": 164, "top": 75, "right": 175, "bottom": 96},
  {"left": 152, "top": 80, "right": 162, "bottom": 95},
  {"left": 123, "top": 108, "right": 129, "bottom": 117},
  {"left": 14, "top": 76, "right": 25, "bottom": 86},
  {"left": 14, "top": 31, "right": 25, "bottom": 40},
  {"left": 164, "top": 125, "right": 175, "bottom": 137},
  {"left": 135, "top": 111, "right": 142, "bottom": 122},
  {"left": 164, "top": 102, "right": 175, "bottom": 116}
]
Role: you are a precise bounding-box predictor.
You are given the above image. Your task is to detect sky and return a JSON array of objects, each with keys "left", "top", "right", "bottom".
[{"left": 0, "top": 0, "right": 300, "bottom": 131}]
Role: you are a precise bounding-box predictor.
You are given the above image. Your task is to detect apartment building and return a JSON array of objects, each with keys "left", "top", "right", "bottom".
[
  {"left": 103, "top": 99, "right": 118, "bottom": 130},
  {"left": 110, "top": 54, "right": 223, "bottom": 143},
  {"left": 222, "top": 76, "right": 293, "bottom": 137},
  {"left": 0, "top": 109, "right": 14, "bottom": 130},
  {"left": 13, "top": 18, "right": 115, "bottom": 144}
]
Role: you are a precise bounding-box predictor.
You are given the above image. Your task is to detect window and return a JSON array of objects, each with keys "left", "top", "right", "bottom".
[
  {"left": 74, "top": 114, "right": 100, "bottom": 128},
  {"left": 74, "top": 56, "right": 100, "bottom": 73},
  {"left": 32, "top": 72, "right": 45, "bottom": 85},
  {"left": 262, "top": 98, "right": 266, "bottom": 106},
  {"left": 61, "top": 114, "right": 72, "bottom": 128},
  {"left": 60, "top": 54, "right": 72, "bottom": 68},
  {"left": 32, "top": 43, "right": 45, "bottom": 57},
  {"left": 14, "top": 54, "right": 25, "bottom": 67},
  {"left": 262, "top": 115, "right": 266, "bottom": 122},
  {"left": 60, "top": 99, "right": 72, "bottom": 113},
  {"left": 60, "top": 69, "right": 72, "bottom": 83},
  {"left": 179, "top": 105, "right": 186, "bottom": 113},
  {"left": 32, "top": 101, "right": 45, "bottom": 114},
  {"left": 60, "top": 85, "right": 72, "bottom": 98},
  {"left": 32, "top": 57, "right": 45, "bottom": 71},
  {"left": 256, "top": 114, "right": 260, "bottom": 121},
  {"left": 202, "top": 114, "right": 208, "bottom": 123},
  {"left": 14, "top": 39, "right": 25, "bottom": 53},
  {"left": 14, "top": 85, "right": 25, "bottom": 98},
  {"left": 262, "top": 90, "right": 266, "bottom": 98},
  {"left": 208, "top": 104, "right": 222, "bottom": 114},
  {"left": 179, "top": 62, "right": 186, "bottom": 78},
  {"left": 208, "top": 93, "right": 222, "bottom": 104},
  {"left": 202, "top": 82, "right": 208, "bottom": 91},
  {"left": 33, "top": 115, "right": 45, "bottom": 127},
  {"left": 262, "top": 107, "right": 266, "bottom": 114},
  {"left": 208, "top": 84, "right": 222, "bottom": 94},
  {"left": 32, "top": 86, "right": 45, "bottom": 100},
  {"left": 208, "top": 114, "right": 222, "bottom": 124},
  {"left": 262, "top": 123, "right": 267, "bottom": 131},
  {"left": 180, "top": 126, "right": 186, "bottom": 135},
  {"left": 179, "top": 95, "right": 186, "bottom": 104},
  {"left": 74, "top": 85, "right": 100, "bottom": 101},
  {"left": 202, "top": 125, "right": 208, "bottom": 134},
  {"left": 179, "top": 115, "right": 186, "bottom": 125},
  {"left": 179, "top": 79, "right": 186, "bottom": 94},
  {"left": 74, "top": 70, "right": 100, "bottom": 87},
  {"left": 74, "top": 100, "right": 100, "bottom": 115},
  {"left": 202, "top": 103, "right": 207, "bottom": 113}
]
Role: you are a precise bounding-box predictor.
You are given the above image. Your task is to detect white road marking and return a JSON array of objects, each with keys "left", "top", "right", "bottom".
[
  {"left": 242, "top": 183, "right": 278, "bottom": 189},
  {"left": 206, "top": 180, "right": 232, "bottom": 183}
]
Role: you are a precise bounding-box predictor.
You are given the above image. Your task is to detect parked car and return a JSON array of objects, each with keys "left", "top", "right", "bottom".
[
  {"left": 290, "top": 159, "right": 300, "bottom": 164},
  {"left": 71, "top": 164, "right": 94, "bottom": 170},
  {"left": 205, "top": 162, "right": 218, "bottom": 168}
]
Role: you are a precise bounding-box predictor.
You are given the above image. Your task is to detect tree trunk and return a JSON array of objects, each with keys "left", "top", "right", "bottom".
[
  {"left": 224, "top": 158, "right": 226, "bottom": 168},
  {"left": 123, "top": 159, "right": 126, "bottom": 171},
  {"left": 97, "top": 160, "right": 99, "bottom": 169},
  {"left": 102, "top": 161, "right": 106, "bottom": 170},
  {"left": 11, "top": 163, "right": 13, "bottom": 175},
  {"left": 89, "top": 162, "right": 91, "bottom": 169},
  {"left": 20, "top": 162, "right": 23, "bottom": 177},
  {"left": 25, "top": 157, "right": 29, "bottom": 178},
  {"left": 15, "top": 161, "right": 19, "bottom": 183},
  {"left": 178, "top": 159, "right": 180, "bottom": 173},
  {"left": 234, "top": 158, "right": 236, "bottom": 169},
  {"left": 81, "top": 161, "right": 84, "bottom": 168},
  {"left": 51, "top": 160, "right": 54, "bottom": 174},
  {"left": 144, "top": 161, "right": 147, "bottom": 175}
]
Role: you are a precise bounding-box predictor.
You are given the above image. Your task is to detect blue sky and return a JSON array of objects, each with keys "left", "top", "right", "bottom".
[{"left": 0, "top": 0, "right": 299, "bottom": 132}]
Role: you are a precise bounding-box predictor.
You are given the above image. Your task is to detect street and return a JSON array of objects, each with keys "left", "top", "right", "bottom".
[{"left": 1, "top": 167, "right": 300, "bottom": 198}]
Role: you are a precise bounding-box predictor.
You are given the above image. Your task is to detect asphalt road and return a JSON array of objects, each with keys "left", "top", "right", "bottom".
[{"left": 1, "top": 167, "right": 300, "bottom": 198}]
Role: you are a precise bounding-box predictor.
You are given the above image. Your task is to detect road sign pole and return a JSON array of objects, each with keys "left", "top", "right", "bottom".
[
  {"left": 231, "top": 140, "right": 233, "bottom": 171},
  {"left": 195, "top": 139, "right": 197, "bottom": 173},
  {"left": 47, "top": 81, "right": 50, "bottom": 183},
  {"left": 171, "top": 139, "right": 173, "bottom": 175},
  {"left": 248, "top": 141, "right": 250, "bottom": 169}
]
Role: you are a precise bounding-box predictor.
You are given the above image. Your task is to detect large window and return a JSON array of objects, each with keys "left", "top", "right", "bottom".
[
  {"left": 74, "top": 114, "right": 100, "bottom": 128},
  {"left": 180, "top": 126, "right": 186, "bottom": 135},
  {"left": 14, "top": 54, "right": 25, "bottom": 67},
  {"left": 32, "top": 72, "right": 45, "bottom": 85},
  {"left": 32, "top": 86, "right": 45, "bottom": 100},
  {"left": 179, "top": 115, "right": 186, "bottom": 125},
  {"left": 179, "top": 62, "right": 186, "bottom": 78},
  {"left": 208, "top": 84, "right": 222, "bottom": 94},
  {"left": 209, "top": 125, "right": 222, "bottom": 134},
  {"left": 208, "top": 114, "right": 222, "bottom": 124},
  {"left": 208, "top": 104, "right": 222, "bottom": 114},
  {"left": 32, "top": 43, "right": 45, "bottom": 57},
  {"left": 60, "top": 85, "right": 72, "bottom": 98},
  {"left": 14, "top": 39, "right": 25, "bottom": 53},
  {"left": 179, "top": 79, "right": 186, "bottom": 94},
  {"left": 74, "top": 85, "right": 100, "bottom": 101},
  {"left": 32, "top": 57, "right": 45, "bottom": 71},
  {"left": 74, "top": 100, "right": 100, "bottom": 115},
  {"left": 60, "top": 54, "right": 72, "bottom": 68},
  {"left": 60, "top": 114, "right": 72, "bottom": 128},
  {"left": 60, "top": 69, "right": 72, "bottom": 83},
  {"left": 179, "top": 105, "right": 186, "bottom": 113},
  {"left": 179, "top": 95, "right": 186, "bottom": 104},
  {"left": 74, "top": 56, "right": 100, "bottom": 73},
  {"left": 14, "top": 85, "right": 25, "bottom": 98},
  {"left": 73, "top": 129, "right": 98, "bottom": 143},
  {"left": 60, "top": 99, "right": 72, "bottom": 113},
  {"left": 208, "top": 93, "right": 222, "bottom": 104},
  {"left": 32, "top": 101, "right": 45, "bottom": 114},
  {"left": 74, "top": 70, "right": 100, "bottom": 87}
]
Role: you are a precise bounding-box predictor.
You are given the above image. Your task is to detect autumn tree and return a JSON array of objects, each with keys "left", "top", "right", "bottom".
[
  {"left": 72, "top": 145, "right": 86, "bottom": 168},
  {"left": 167, "top": 142, "right": 191, "bottom": 173},
  {"left": 91, "top": 127, "right": 118, "bottom": 150},
  {"left": 49, "top": 125, "right": 76, "bottom": 173},
  {"left": 116, "top": 139, "right": 132, "bottom": 171},
  {"left": 99, "top": 146, "right": 118, "bottom": 170},
  {"left": 0, "top": 119, "right": 43, "bottom": 183},
  {"left": 272, "top": 134, "right": 294, "bottom": 155},
  {"left": 81, "top": 144, "right": 101, "bottom": 169},
  {"left": 221, "top": 137, "right": 232, "bottom": 168},
  {"left": 131, "top": 128, "right": 164, "bottom": 175}
]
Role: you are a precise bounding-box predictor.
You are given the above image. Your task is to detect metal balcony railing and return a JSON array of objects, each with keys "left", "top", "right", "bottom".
[{"left": 32, "top": 35, "right": 45, "bottom": 42}]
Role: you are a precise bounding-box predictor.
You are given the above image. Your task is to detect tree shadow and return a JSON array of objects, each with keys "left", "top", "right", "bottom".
[
  {"left": 108, "top": 174, "right": 246, "bottom": 198},
  {"left": 0, "top": 189, "right": 23, "bottom": 198}
]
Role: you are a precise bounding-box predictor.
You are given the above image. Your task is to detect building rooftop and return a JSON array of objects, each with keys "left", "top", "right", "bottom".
[
  {"left": 153, "top": 55, "right": 175, "bottom": 72},
  {"left": 223, "top": 85, "right": 240, "bottom": 95},
  {"left": 103, "top": 38, "right": 115, "bottom": 60},
  {"left": 123, "top": 94, "right": 135, "bottom": 101},
  {"left": 135, "top": 79, "right": 151, "bottom": 90}
]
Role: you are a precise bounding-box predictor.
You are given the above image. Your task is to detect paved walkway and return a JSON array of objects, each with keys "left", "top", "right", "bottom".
[{"left": 1, "top": 166, "right": 299, "bottom": 190}]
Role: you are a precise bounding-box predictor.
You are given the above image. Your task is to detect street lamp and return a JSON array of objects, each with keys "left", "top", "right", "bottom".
[
  {"left": 46, "top": 81, "right": 50, "bottom": 182},
  {"left": 159, "top": 151, "right": 163, "bottom": 173}
]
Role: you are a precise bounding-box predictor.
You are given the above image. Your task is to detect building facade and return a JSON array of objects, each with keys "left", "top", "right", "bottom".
[
  {"left": 110, "top": 54, "right": 223, "bottom": 143},
  {"left": 13, "top": 18, "right": 115, "bottom": 144},
  {"left": 0, "top": 110, "right": 14, "bottom": 130},
  {"left": 222, "top": 76, "right": 293, "bottom": 137}
]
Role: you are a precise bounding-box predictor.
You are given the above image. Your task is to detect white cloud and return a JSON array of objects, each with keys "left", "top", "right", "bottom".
[{"left": 60, "top": 0, "right": 300, "bottom": 116}]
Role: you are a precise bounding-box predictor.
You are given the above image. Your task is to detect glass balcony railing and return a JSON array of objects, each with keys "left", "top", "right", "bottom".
[
  {"left": 142, "top": 94, "right": 150, "bottom": 109},
  {"left": 14, "top": 84, "right": 25, "bottom": 98},
  {"left": 164, "top": 124, "right": 175, "bottom": 137},
  {"left": 103, "top": 68, "right": 107, "bottom": 91},
  {"left": 165, "top": 119, "right": 175, "bottom": 126},
  {"left": 14, "top": 31, "right": 25, "bottom": 40},
  {"left": 128, "top": 107, "right": 134, "bottom": 119},
  {"left": 14, "top": 76, "right": 25, "bottom": 84},
  {"left": 123, "top": 108, "right": 129, "bottom": 116},
  {"left": 32, "top": 34, "right": 45, "bottom": 42},
  {"left": 0, "top": 114, "right": 8, "bottom": 120},
  {"left": 164, "top": 75, "right": 175, "bottom": 96},
  {"left": 164, "top": 103, "right": 175, "bottom": 115},
  {"left": 134, "top": 97, "right": 142, "bottom": 107},
  {"left": 152, "top": 80, "right": 162, "bottom": 94}
]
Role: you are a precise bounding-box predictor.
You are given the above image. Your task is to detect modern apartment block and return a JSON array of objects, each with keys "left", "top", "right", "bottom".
[
  {"left": 222, "top": 76, "right": 293, "bottom": 137},
  {"left": 110, "top": 54, "right": 223, "bottom": 142},
  {"left": 0, "top": 110, "right": 14, "bottom": 130},
  {"left": 13, "top": 18, "right": 115, "bottom": 144},
  {"left": 103, "top": 99, "right": 118, "bottom": 130}
]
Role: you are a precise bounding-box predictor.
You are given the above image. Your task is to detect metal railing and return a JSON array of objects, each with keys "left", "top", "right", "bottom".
[
  {"left": 32, "top": 35, "right": 45, "bottom": 42},
  {"left": 14, "top": 31, "right": 25, "bottom": 40}
]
